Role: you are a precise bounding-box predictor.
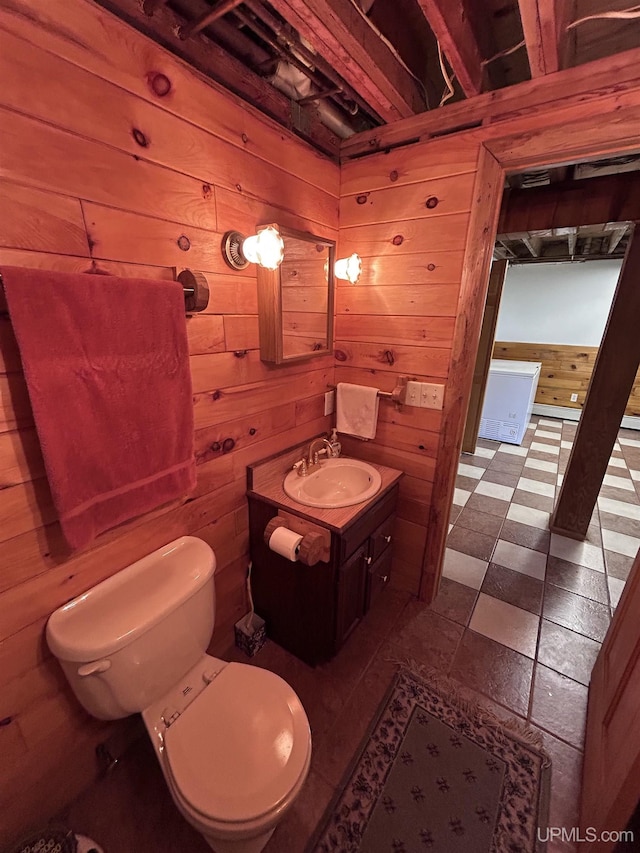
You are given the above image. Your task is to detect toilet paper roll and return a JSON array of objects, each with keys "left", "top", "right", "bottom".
[{"left": 268, "top": 526, "right": 303, "bottom": 561}]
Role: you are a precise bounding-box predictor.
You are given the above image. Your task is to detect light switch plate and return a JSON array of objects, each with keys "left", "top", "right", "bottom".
[
  {"left": 324, "top": 390, "right": 335, "bottom": 415},
  {"left": 420, "top": 383, "right": 445, "bottom": 410}
]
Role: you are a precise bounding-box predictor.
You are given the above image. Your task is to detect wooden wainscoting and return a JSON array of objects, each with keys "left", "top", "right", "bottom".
[
  {"left": 0, "top": 0, "right": 338, "bottom": 841},
  {"left": 493, "top": 342, "right": 640, "bottom": 416}
]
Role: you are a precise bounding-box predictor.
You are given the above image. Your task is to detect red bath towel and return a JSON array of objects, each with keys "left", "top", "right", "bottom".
[{"left": 2, "top": 266, "right": 196, "bottom": 550}]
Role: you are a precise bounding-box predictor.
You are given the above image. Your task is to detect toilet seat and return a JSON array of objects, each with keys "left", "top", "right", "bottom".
[{"left": 163, "top": 662, "right": 311, "bottom": 826}]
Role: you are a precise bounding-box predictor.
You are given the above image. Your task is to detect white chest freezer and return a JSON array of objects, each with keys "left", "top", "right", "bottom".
[{"left": 478, "top": 359, "right": 542, "bottom": 445}]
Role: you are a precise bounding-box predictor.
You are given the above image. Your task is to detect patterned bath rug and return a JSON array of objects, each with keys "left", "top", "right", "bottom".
[{"left": 308, "top": 668, "right": 551, "bottom": 853}]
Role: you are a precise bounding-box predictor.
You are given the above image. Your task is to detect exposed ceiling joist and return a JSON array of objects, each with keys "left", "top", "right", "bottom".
[
  {"left": 517, "top": 0, "right": 573, "bottom": 76},
  {"left": 415, "top": 0, "right": 483, "bottom": 96},
  {"left": 267, "top": 0, "right": 426, "bottom": 121},
  {"left": 521, "top": 234, "right": 542, "bottom": 257},
  {"left": 608, "top": 226, "right": 628, "bottom": 254}
]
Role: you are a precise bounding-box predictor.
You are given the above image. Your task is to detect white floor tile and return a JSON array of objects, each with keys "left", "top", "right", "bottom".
[
  {"left": 561, "top": 440, "right": 573, "bottom": 450},
  {"left": 507, "top": 503, "right": 550, "bottom": 530},
  {"left": 550, "top": 533, "right": 605, "bottom": 572},
  {"left": 598, "top": 496, "right": 640, "bottom": 521},
  {"left": 602, "top": 528, "right": 640, "bottom": 558},
  {"left": 629, "top": 469, "right": 640, "bottom": 481},
  {"left": 608, "top": 576, "right": 625, "bottom": 609},
  {"left": 619, "top": 437, "right": 640, "bottom": 448},
  {"left": 530, "top": 441, "right": 561, "bottom": 456},
  {"left": 538, "top": 418, "right": 562, "bottom": 429},
  {"left": 453, "top": 488, "right": 471, "bottom": 507},
  {"left": 517, "top": 477, "right": 555, "bottom": 498},
  {"left": 525, "top": 457, "right": 557, "bottom": 473},
  {"left": 535, "top": 429, "right": 561, "bottom": 441},
  {"left": 557, "top": 474, "right": 564, "bottom": 486},
  {"left": 603, "top": 474, "right": 635, "bottom": 492},
  {"left": 458, "top": 462, "right": 484, "bottom": 479},
  {"left": 609, "top": 457, "right": 627, "bottom": 469},
  {"left": 443, "top": 548, "right": 488, "bottom": 590},
  {"left": 527, "top": 423, "right": 536, "bottom": 430},
  {"left": 470, "top": 594, "right": 540, "bottom": 658},
  {"left": 472, "top": 446, "right": 496, "bottom": 459},
  {"left": 493, "top": 539, "right": 547, "bottom": 580},
  {"left": 497, "top": 444, "right": 528, "bottom": 456},
  {"left": 448, "top": 524, "right": 453, "bottom": 534},
  {"left": 475, "top": 480, "right": 514, "bottom": 501}
]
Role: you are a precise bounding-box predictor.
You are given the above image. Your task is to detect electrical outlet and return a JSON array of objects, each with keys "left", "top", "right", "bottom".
[
  {"left": 405, "top": 380, "right": 421, "bottom": 406},
  {"left": 420, "top": 383, "right": 445, "bottom": 410},
  {"left": 324, "top": 390, "right": 335, "bottom": 415},
  {"left": 570, "top": 393, "right": 578, "bottom": 402}
]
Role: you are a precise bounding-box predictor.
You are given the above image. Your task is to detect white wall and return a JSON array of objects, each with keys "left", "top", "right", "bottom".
[{"left": 495, "top": 259, "right": 622, "bottom": 345}]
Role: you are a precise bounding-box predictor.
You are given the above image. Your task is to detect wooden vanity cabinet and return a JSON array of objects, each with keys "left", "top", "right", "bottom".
[{"left": 247, "top": 484, "right": 399, "bottom": 666}]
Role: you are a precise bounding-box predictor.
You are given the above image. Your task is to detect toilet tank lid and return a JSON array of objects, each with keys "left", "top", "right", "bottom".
[{"left": 46, "top": 537, "right": 216, "bottom": 662}]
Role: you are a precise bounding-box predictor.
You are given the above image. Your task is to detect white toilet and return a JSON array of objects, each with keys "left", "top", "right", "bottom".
[{"left": 46, "top": 536, "right": 312, "bottom": 853}]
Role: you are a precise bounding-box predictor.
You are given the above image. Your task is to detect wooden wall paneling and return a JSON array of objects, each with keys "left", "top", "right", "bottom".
[
  {"left": 185, "top": 315, "right": 226, "bottom": 356},
  {"left": 189, "top": 350, "right": 334, "bottom": 396},
  {"left": 230, "top": 415, "right": 333, "bottom": 477},
  {"left": 346, "top": 252, "right": 465, "bottom": 286},
  {"left": 215, "top": 187, "right": 339, "bottom": 240},
  {"left": 0, "top": 427, "right": 45, "bottom": 489},
  {"left": 295, "top": 393, "right": 327, "bottom": 425},
  {"left": 337, "top": 284, "right": 460, "bottom": 316},
  {"left": 194, "top": 403, "right": 297, "bottom": 466},
  {"left": 192, "top": 367, "right": 333, "bottom": 430},
  {"left": 0, "top": 247, "right": 176, "bottom": 281},
  {"left": 223, "top": 315, "right": 260, "bottom": 351},
  {"left": 1, "top": 110, "right": 216, "bottom": 229},
  {"left": 462, "top": 259, "right": 508, "bottom": 452},
  {"left": 339, "top": 174, "right": 476, "bottom": 227},
  {"left": 0, "top": 0, "right": 340, "bottom": 195},
  {"left": 333, "top": 340, "right": 450, "bottom": 378},
  {"left": 340, "top": 135, "right": 481, "bottom": 195},
  {"left": 0, "top": 180, "right": 90, "bottom": 256},
  {"left": 338, "top": 213, "right": 472, "bottom": 258},
  {"left": 552, "top": 231, "right": 640, "bottom": 538},
  {"left": 335, "top": 314, "right": 456, "bottom": 347},
  {"left": 420, "top": 145, "right": 504, "bottom": 600}
]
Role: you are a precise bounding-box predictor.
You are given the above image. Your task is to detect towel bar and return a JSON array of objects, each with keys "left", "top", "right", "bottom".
[
  {"left": 0, "top": 269, "right": 210, "bottom": 315},
  {"left": 327, "top": 379, "right": 407, "bottom": 406}
]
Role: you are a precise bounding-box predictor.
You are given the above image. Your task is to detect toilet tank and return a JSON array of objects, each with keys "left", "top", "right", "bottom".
[{"left": 46, "top": 536, "right": 216, "bottom": 720}]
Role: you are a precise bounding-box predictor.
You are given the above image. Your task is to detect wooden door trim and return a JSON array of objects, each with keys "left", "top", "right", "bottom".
[{"left": 421, "top": 88, "right": 640, "bottom": 601}]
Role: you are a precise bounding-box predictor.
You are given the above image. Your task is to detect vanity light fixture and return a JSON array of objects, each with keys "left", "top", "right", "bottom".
[
  {"left": 334, "top": 253, "right": 362, "bottom": 284},
  {"left": 222, "top": 225, "right": 285, "bottom": 271}
]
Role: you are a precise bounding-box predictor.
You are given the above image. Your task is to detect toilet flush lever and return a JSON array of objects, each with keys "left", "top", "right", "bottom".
[{"left": 77, "top": 660, "right": 111, "bottom": 677}]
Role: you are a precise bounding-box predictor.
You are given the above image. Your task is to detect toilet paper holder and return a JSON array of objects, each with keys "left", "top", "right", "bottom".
[{"left": 264, "top": 515, "right": 331, "bottom": 566}]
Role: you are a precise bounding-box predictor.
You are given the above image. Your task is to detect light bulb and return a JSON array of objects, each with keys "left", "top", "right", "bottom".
[
  {"left": 334, "top": 253, "right": 362, "bottom": 284},
  {"left": 242, "top": 226, "right": 284, "bottom": 270}
]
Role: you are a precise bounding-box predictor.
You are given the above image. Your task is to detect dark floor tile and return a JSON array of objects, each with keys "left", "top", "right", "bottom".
[
  {"left": 447, "top": 526, "right": 497, "bottom": 561},
  {"left": 519, "top": 466, "right": 557, "bottom": 486},
  {"left": 532, "top": 726, "right": 583, "bottom": 832},
  {"left": 545, "top": 556, "right": 609, "bottom": 604},
  {"left": 481, "top": 563, "right": 543, "bottom": 615},
  {"left": 449, "top": 503, "right": 462, "bottom": 525},
  {"left": 583, "top": 522, "right": 603, "bottom": 547},
  {"left": 604, "top": 549, "right": 635, "bottom": 582},
  {"left": 455, "top": 506, "right": 504, "bottom": 537},
  {"left": 599, "top": 484, "right": 640, "bottom": 505},
  {"left": 488, "top": 455, "right": 526, "bottom": 475},
  {"left": 599, "top": 510, "right": 640, "bottom": 538},
  {"left": 460, "top": 452, "right": 491, "bottom": 468},
  {"left": 466, "top": 493, "right": 510, "bottom": 518},
  {"left": 481, "top": 468, "right": 521, "bottom": 488},
  {"left": 456, "top": 473, "right": 481, "bottom": 492},
  {"left": 500, "top": 519, "right": 551, "bottom": 554},
  {"left": 528, "top": 448, "right": 561, "bottom": 464},
  {"left": 537, "top": 620, "right": 600, "bottom": 686},
  {"left": 530, "top": 664, "right": 588, "bottom": 749},
  {"left": 391, "top": 606, "right": 464, "bottom": 673},
  {"left": 449, "top": 630, "right": 533, "bottom": 717},
  {"left": 543, "top": 584, "right": 611, "bottom": 642},
  {"left": 428, "top": 577, "right": 478, "bottom": 626},
  {"left": 512, "top": 489, "right": 556, "bottom": 513},
  {"left": 476, "top": 438, "right": 499, "bottom": 450}
]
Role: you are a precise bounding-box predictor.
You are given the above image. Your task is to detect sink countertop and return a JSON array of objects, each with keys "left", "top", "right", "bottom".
[{"left": 247, "top": 448, "right": 403, "bottom": 534}]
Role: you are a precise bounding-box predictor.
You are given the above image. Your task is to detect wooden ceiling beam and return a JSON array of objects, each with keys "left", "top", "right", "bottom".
[
  {"left": 266, "top": 0, "right": 426, "bottom": 122},
  {"left": 608, "top": 227, "right": 628, "bottom": 254},
  {"left": 517, "top": 0, "right": 574, "bottom": 77},
  {"left": 415, "top": 0, "right": 484, "bottom": 97},
  {"left": 498, "top": 172, "right": 640, "bottom": 234}
]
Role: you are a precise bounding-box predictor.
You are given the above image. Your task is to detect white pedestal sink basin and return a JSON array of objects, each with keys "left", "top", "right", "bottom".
[{"left": 283, "top": 458, "right": 382, "bottom": 508}]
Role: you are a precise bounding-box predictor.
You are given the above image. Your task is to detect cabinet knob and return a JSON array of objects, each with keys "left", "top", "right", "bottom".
[
  {"left": 379, "top": 575, "right": 389, "bottom": 583},
  {"left": 365, "top": 555, "right": 372, "bottom": 565},
  {"left": 383, "top": 534, "right": 392, "bottom": 543}
]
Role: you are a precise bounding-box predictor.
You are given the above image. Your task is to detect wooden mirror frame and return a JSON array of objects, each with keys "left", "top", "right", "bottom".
[{"left": 256, "top": 224, "right": 335, "bottom": 364}]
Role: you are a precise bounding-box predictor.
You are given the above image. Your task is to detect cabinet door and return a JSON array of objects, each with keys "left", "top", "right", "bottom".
[
  {"left": 335, "top": 543, "right": 367, "bottom": 648},
  {"left": 365, "top": 547, "right": 393, "bottom": 612}
]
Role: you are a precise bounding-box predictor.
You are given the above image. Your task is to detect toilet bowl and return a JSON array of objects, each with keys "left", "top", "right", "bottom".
[{"left": 46, "top": 537, "right": 312, "bottom": 853}]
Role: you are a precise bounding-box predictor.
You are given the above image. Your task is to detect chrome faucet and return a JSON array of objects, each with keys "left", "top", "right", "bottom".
[{"left": 292, "top": 437, "right": 332, "bottom": 477}]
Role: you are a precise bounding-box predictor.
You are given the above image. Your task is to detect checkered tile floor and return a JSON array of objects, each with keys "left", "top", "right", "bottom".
[{"left": 444, "top": 415, "right": 640, "bottom": 706}]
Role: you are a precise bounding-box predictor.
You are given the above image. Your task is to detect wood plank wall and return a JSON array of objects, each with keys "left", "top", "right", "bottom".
[
  {"left": 493, "top": 342, "right": 640, "bottom": 416},
  {"left": 0, "top": 0, "right": 339, "bottom": 842},
  {"left": 337, "top": 134, "right": 482, "bottom": 594}
]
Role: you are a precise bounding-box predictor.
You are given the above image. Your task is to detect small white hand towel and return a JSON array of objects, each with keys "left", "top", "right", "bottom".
[{"left": 336, "top": 383, "right": 380, "bottom": 440}]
